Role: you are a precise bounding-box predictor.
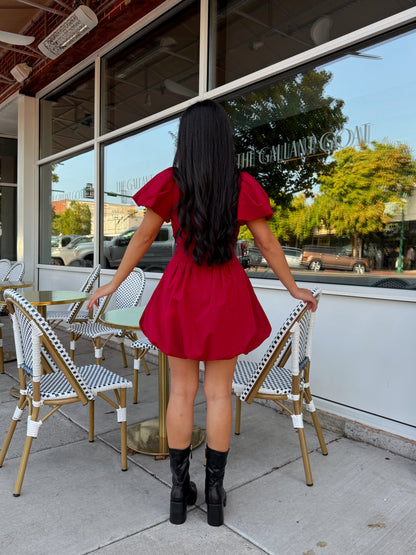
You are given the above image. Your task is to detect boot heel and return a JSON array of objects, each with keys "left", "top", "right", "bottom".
[
  {"left": 170, "top": 500, "right": 186, "bottom": 525},
  {"left": 207, "top": 502, "right": 224, "bottom": 527}
]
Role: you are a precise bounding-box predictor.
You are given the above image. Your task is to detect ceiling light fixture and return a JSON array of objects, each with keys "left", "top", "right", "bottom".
[
  {"left": 163, "top": 79, "right": 195, "bottom": 98},
  {"left": 10, "top": 62, "right": 32, "bottom": 82},
  {"left": 38, "top": 5, "right": 98, "bottom": 60}
]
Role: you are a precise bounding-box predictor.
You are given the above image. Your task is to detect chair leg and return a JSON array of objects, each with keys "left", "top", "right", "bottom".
[
  {"left": 234, "top": 396, "right": 242, "bottom": 435},
  {"left": 89, "top": 400, "right": 95, "bottom": 442},
  {"left": 0, "top": 324, "right": 4, "bottom": 373},
  {"left": 0, "top": 398, "right": 27, "bottom": 466},
  {"left": 304, "top": 388, "right": 328, "bottom": 455},
  {"left": 94, "top": 337, "right": 102, "bottom": 365},
  {"left": 70, "top": 331, "right": 76, "bottom": 361},
  {"left": 120, "top": 341, "right": 128, "bottom": 368},
  {"left": 13, "top": 406, "right": 40, "bottom": 497},
  {"left": 120, "top": 388, "right": 127, "bottom": 471},
  {"left": 133, "top": 349, "right": 139, "bottom": 404},
  {"left": 292, "top": 396, "right": 313, "bottom": 486}
]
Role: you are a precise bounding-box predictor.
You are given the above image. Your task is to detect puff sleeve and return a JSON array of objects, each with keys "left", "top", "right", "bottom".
[
  {"left": 237, "top": 172, "right": 273, "bottom": 225},
  {"left": 132, "top": 167, "right": 177, "bottom": 222}
]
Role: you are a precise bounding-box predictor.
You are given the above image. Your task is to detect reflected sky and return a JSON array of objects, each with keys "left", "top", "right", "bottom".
[{"left": 51, "top": 26, "right": 416, "bottom": 202}]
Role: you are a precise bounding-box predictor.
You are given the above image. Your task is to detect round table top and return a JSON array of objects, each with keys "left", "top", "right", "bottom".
[
  {"left": 99, "top": 306, "right": 145, "bottom": 330},
  {"left": 18, "top": 290, "right": 90, "bottom": 306},
  {"left": 0, "top": 281, "right": 33, "bottom": 290}
]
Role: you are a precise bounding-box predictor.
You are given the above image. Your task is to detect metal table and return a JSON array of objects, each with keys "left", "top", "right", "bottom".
[{"left": 99, "top": 306, "right": 204, "bottom": 459}]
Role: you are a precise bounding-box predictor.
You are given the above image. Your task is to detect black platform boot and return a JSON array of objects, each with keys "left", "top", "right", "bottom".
[
  {"left": 205, "top": 445, "right": 229, "bottom": 526},
  {"left": 169, "top": 445, "right": 197, "bottom": 525}
]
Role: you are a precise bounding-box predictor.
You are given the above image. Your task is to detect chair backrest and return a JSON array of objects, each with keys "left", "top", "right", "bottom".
[
  {"left": 4, "top": 289, "right": 93, "bottom": 404},
  {"left": 0, "top": 259, "right": 11, "bottom": 280},
  {"left": 66, "top": 264, "right": 101, "bottom": 323},
  {"left": 241, "top": 288, "right": 321, "bottom": 403},
  {"left": 115, "top": 268, "right": 145, "bottom": 310},
  {"left": 4, "top": 261, "right": 24, "bottom": 282}
]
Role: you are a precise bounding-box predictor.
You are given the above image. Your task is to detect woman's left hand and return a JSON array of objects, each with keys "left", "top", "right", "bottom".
[{"left": 292, "top": 288, "right": 318, "bottom": 312}]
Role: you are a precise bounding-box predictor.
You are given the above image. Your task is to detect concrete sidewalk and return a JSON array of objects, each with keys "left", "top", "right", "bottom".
[{"left": 0, "top": 318, "right": 415, "bottom": 554}]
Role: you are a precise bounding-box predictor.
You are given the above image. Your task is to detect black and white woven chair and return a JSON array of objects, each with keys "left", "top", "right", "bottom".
[
  {"left": 46, "top": 264, "right": 101, "bottom": 329},
  {"left": 0, "top": 259, "right": 11, "bottom": 280},
  {"left": 232, "top": 288, "right": 327, "bottom": 486},
  {"left": 0, "top": 261, "right": 25, "bottom": 373},
  {"left": 69, "top": 269, "right": 146, "bottom": 369},
  {"left": 130, "top": 334, "right": 157, "bottom": 404},
  {"left": 3, "top": 261, "right": 25, "bottom": 282},
  {"left": 0, "top": 289, "right": 132, "bottom": 497}
]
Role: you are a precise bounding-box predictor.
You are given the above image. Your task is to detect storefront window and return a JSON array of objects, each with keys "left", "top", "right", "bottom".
[
  {"left": 209, "top": 0, "right": 415, "bottom": 89},
  {"left": 223, "top": 26, "right": 416, "bottom": 288},
  {"left": 39, "top": 150, "right": 94, "bottom": 266},
  {"left": 39, "top": 66, "right": 95, "bottom": 158},
  {"left": 101, "top": 1, "right": 199, "bottom": 134},
  {"left": 102, "top": 118, "right": 178, "bottom": 271},
  {"left": 0, "top": 138, "right": 17, "bottom": 260}
]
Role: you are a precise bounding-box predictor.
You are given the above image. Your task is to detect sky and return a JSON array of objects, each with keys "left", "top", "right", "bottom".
[{"left": 51, "top": 25, "right": 416, "bottom": 205}]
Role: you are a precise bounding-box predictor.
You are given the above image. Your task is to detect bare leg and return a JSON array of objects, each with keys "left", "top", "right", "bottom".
[
  {"left": 166, "top": 356, "right": 200, "bottom": 449},
  {"left": 204, "top": 357, "right": 237, "bottom": 452}
]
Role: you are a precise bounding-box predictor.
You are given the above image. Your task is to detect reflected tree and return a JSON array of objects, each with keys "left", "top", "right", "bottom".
[
  {"left": 314, "top": 142, "right": 416, "bottom": 256},
  {"left": 53, "top": 201, "right": 92, "bottom": 235},
  {"left": 224, "top": 69, "right": 346, "bottom": 206}
]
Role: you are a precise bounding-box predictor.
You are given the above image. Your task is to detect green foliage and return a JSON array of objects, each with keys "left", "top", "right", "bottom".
[
  {"left": 315, "top": 142, "right": 416, "bottom": 242},
  {"left": 225, "top": 69, "right": 346, "bottom": 206},
  {"left": 53, "top": 201, "right": 91, "bottom": 235}
]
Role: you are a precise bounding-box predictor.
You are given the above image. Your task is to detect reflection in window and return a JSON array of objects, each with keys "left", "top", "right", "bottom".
[
  {"left": 101, "top": 1, "right": 199, "bottom": 134},
  {"left": 39, "top": 150, "right": 94, "bottom": 266},
  {"left": 209, "top": 0, "right": 414, "bottom": 88},
  {"left": 0, "top": 186, "right": 17, "bottom": 260},
  {"left": 224, "top": 27, "right": 416, "bottom": 288},
  {"left": 102, "top": 119, "right": 178, "bottom": 271},
  {"left": 39, "top": 66, "right": 94, "bottom": 158}
]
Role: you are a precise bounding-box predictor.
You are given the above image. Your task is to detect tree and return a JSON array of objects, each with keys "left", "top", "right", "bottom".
[
  {"left": 225, "top": 69, "right": 347, "bottom": 206},
  {"left": 53, "top": 201, "right": 91, "bottom": 235},
  {"left": 239, "top": 194, "right": 318, "bottom": 246},
  {"left": 314, "top": 142, "right": 416, "bottom": 256}
]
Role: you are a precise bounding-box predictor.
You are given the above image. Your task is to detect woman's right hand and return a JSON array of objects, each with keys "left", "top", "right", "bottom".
[{"left": 86, "top": 282, "right": 116, "bottom": 310}]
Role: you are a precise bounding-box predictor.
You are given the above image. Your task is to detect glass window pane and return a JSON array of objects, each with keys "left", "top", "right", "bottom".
[
  {"left": 223, "top": 26, "right": 416, "bottom": 288},
  {"left": 102, "top": 118, "right": 178, "bottom": 271},
  {"left": 101, "top": 1, "right": 199, "bottom": 134},
  {"left": 210, "top": 0, "right": 414, "bottom": 88},
  {"left": 0, "top": 186, "right": 17, "bottom": 260},
  {"left": 39, "top": 150, "right": 95, "bottom": 266},
  {"left": 39, "top": 67, "right": 95, "bottom": 158},
  {"left": 0, "top": 138, "right": 17, "bottom": 183}
]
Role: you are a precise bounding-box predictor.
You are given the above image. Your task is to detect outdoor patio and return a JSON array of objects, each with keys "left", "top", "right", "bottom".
[{"left": 0, "top": 315, "right": 415, "bottom": 555}]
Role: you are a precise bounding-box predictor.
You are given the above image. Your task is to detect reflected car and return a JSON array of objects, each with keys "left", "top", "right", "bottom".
[
  {"left": 301, "top": 246, "right": 369, "bottom": 273},
  {"left": 51, "top": 235, "right": 94, "bottom": 266},
  {"left": 246, "top": 242, "right": 302, "bottom": 268}
]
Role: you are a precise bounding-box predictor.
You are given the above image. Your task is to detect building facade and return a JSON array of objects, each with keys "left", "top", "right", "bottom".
[{"left": 1, "top": 1, "right": 416, "bottom": 444}]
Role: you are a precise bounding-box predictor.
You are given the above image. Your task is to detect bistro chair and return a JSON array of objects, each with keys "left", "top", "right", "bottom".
[
  {"left": 130, "top": 335, "right": 157, "bottom": 404},
  {"left": 68, "top": 269, "right": 146, "bottom": 369},
  {"left": 0, "top": 259, "right": 11, "bottom": 280},
  {"left": 0, "top": 261, "right": 25, "bottom": 373},
  {"left": 0, "top": 289, "right": 132, "bottom": 497},
  {"left": 46, "top": 264, "right": 101, "bottom": 329},
  {"left": 232, "top": 288, "right": 327, "bottom": 486}
]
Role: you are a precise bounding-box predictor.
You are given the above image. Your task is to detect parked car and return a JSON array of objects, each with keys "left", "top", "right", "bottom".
[
  {"left": 245, "top": 242, "right": 302, "bottom": 268},
  {"left": 301, "top": 245, "right": 369, "bottom": 273},
  {"left": 51, "top": 234, "right": 77, "bottom": 252},
  {"left": 51, "top": 235, "right": 93, "bottom": 266},
  {"left": 105, "top": 225, "right": 175, "bottom": 271}
]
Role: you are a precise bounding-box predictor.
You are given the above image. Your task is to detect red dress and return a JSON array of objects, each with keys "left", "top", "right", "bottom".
[{"left": 132, "top": 168, "right": 273, "bottom": 360}]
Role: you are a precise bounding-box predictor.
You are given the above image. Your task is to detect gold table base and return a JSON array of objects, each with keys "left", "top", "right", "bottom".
[{"left": 127, "top": 419, "right": 205, "bottom": 458}]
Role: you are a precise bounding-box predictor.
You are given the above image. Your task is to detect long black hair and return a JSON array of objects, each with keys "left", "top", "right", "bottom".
[{"left": 173, "top": 100, "right": 240, "bottom": 266}]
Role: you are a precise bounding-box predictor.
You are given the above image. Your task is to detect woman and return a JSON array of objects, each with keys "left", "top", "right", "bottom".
[{"left": 87, "top": 100, "right": 316, "bottom": 526}]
